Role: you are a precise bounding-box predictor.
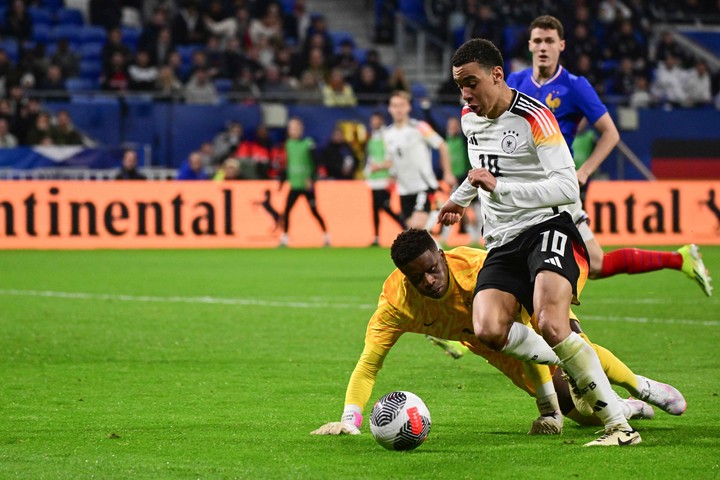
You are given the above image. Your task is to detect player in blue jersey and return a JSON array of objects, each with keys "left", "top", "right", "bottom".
[{"left": 506, "top": 15, "right": 712, "bottom": 296}]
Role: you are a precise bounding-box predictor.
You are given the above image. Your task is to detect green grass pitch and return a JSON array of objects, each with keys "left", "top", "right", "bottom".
[{"left": 0, "top": 246, "right": 719, "bottom": 479}]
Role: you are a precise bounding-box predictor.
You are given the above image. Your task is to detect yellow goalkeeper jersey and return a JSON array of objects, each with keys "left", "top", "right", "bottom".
[{"left": 345, "top": 246, "right": 539, "bottom": 411}]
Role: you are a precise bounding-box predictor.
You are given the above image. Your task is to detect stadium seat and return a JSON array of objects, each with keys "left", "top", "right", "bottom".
[
  {"left": 49, "top": 24, "right": 82, "bottom": 43},
  {"left": 79, "top": 42, "right": 103, "bottom": 61},
  {"left": 121, "top": 27, "right": 141, "bottom": 52},
  {"left": 278, "top": 0, "right": 295, "bottom": 13},
  {"left": 330, "top": 31, "right": 354, "bottom": 50},
  {"left": 31, "top": 23, "right": 51, "bottom": 43},
  {"left": 56, "top": 7, "right": 85, "bottom": 26},
  {"left": 65, "top": 77, "right": 93, "bottom": 92},
  {"left": 42, "top": 0, "right": 64, "bottom": 12},
  {"left": 213, "top": 78, "right": 233, "bottom": 93},
  {"left": 79, "top": 60, "right": 102, "bottom": 80},
  {"left": 0, "top": 38, "right": 19, "bottom": 60},
  {"left": 79, "top": 25, "right": 107, "bottom": 44},
  {"left": 27, "top": 6, "right": 53, "bottom": 27}
]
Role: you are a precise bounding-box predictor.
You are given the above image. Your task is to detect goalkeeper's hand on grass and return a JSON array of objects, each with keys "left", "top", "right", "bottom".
[{"left": 310, "top": 405, "right": 362, "bottom": 435}]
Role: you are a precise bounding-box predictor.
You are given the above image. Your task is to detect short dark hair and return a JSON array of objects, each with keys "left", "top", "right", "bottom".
[
  {"left": 452, "top": 38, "right": 504, "bottom": 71},
  {"left": 529, "top": 15, "right": 564, "bottom": 39},
  {"left": 390, "top": 229, "right": 437, "bottom": 268}
]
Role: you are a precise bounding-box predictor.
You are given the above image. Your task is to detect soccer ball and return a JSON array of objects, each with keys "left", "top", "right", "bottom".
[{"left": 369, "top": 391, "right": 431, "bottom": 451}]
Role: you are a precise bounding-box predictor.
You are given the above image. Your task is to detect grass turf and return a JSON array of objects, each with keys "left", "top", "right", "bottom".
[{"left": 0, "top": 246, "right": 718, "bottom": 479}]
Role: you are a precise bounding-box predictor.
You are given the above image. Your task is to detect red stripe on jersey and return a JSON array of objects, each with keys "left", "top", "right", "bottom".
[{"left": 461, "top": 105, "right": 473, "bottom": 117}]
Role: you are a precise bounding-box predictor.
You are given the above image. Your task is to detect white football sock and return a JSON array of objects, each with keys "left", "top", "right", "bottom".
[
  {"left": 553, "top": 332, "right": 628, "bottom": 429},
  {"left": 502, "top": 322, "right": 561, "bottom": 365}
]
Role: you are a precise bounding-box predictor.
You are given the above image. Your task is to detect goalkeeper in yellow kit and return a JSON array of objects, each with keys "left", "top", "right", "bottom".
[{"left": 312, "top": 229, "right": 686, "bottom": 436}]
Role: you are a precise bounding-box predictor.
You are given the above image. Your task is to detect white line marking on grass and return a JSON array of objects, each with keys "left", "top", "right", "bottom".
[
  {"left": 0, "top": 289, "right": 378, "bottom": 310},
  {"left": 0, "top": 289, "right": 717, "bottom": 326}
]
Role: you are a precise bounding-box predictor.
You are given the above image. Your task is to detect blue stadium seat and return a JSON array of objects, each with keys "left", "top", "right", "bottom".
[
  {"left": 278, "top": 0, "right": 295, "bottom": 13},
  {"left": 49, "top": 24, "right": 82, "bottom": 43},
  {"left": 56, "top": 7, "right": 85, "bottom": 26},
  {"left": 177, "top": 44, "right": 200, "bottom": 65},
  {"left": 65, "top": 77, "right": 93, "bottom": 92},
  {"left": 79, "top": 60, "right": 102, "bottom": 80},
  {"left": 31, "top": 23, "right": 51, "bottom": 43},
  {"left": 41, "top": 0, "right": 64, "bottom": 12},
  {"left": 213, "top": 78, "right": 233, "bottom": 93},
  {"left": 27, "top": 6, "right": 53, "bottom": 27},
  {"left": 330, "top": 31, "right": 355, "bottom": 51},
  {"left": 121, "top": 27, "right": 141, "bottom": 51},
  {"left": 397, "top": 0, "right": 426, "bottom": 24},
  {"left": 79, "top": 42, "right": 103, "bottom": 61},
  {"left": 0, "top": 38, "right": 19, "bottom": 60},
  {"left": 79, "top": 25, "right": 107, "bottom": 44}
]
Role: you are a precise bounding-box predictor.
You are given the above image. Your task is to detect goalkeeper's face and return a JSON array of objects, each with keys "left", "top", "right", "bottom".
[{"left": 398, "top": 248, "right": 450, "bottom": 299}]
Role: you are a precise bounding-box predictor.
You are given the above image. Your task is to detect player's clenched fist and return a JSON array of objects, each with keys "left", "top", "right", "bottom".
[
  {"left": 468, "top": 168, "right": 497, "bottom": 192},
  {"left": 437, "top": 200, "right": 466, "bottom": 226}
]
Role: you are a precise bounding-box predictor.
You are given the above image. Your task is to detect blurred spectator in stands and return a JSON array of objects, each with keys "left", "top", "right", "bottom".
[
  {"left": 274, "top": 45, "right": 294, "bottom": 79},
  {"left": 322, "top": 68, "right": 357, "bottom": 107},
  {"left": 318, "top": 125, "right": 359, "bottom": 180},
  {"left": 214, "top": 157, "right": 241, "bottom": 180},
  {"left": 465, "top": 3, "right": 502, "bottom": 48},
  {"left": 301, "top": 47, "right": 329, "bottom": 86},
  {"left": 90, "top": 0, "right": 121, "bottom": 30},
  {"left": 283, "top": 0, "right": 310, "bottom": 45},
  {"left": 608, "top": 57, "right": 638, "bottom": 97},
  {"left": 149, "top": 27, "right": 175, "bottom": 67},
  {"left": 0, "top": 118, "right": 18, "bottom": 147},
  {"left": 204, "top": 0, "right": 229, "bottom": 25},
  {"left": 221, "top": 37, "right": 245, "bottom": 80},
  {"left": 354, "top": 64, "right": 387, "bottom": 106},
  {"left": 177, "top": 150, "right": 210, "bottom": 180},
  {"left": 240, "top": 44, "right": 266, "bottom": 82},
  {"left": 166, "top": 50, "right": 184, "bottom": 79},
  {"left": 26, "top": 111, "right": 54, "bottom": 145},
  {"left": 362, "top": 49, "right": 389, "bottom": 89},
  {"left": 139, "top": 7, "right": 170, "bottom": 55},
  {"left": 184, "top": 68, "right": 219, "bottom": 104},
  {"left": 302, "top": 30, "right": 333, "bottom": 69},
  {"left": 212, "top": 120, "right": 243, "bottom": 164},
  {"left": 575, "top": 53, "right": 603, "bottom": 93},
  {"left": 7, "top": 84, "right": 26, "bottom": 117},
  {"left": 654, "top": 30, "right": 689, "bottom": 66},
  {"left": 606, "top": 20, "right": 646, "bottom": 71},
  {"left": 128, "top": 50, "right": 159, "bottom": 91},
  {"left": 116, "top": 149, "right": 146, "bottom": 180},
  {"left": 188, "top": 49, "right": 218, "bottom": 79},
  {"left": 20, "top": 44, "right": 50, "bottom": 87},
  {"left": 143, "top": 0, "right": 176, "bottom": 25},
  {"left": 35, "top": 64, "right": 67, "bottom": 100},
  {"left": 51, "top": 39, "right": 81, "bottom": 79},
  {"left": 205, "top": 5, "right": 251, "bottom": 45},
  {"left": 155, "top": 65, "right": 183, "bottom": 100},
  {"left": 651, "top": 54, "right": 688, "bottom": 107},
  {"left": 0, "top": 98, "right": 12, "bottom": 125},
  {"left": 262, "top": 65, "right": 295, "bottom": 100},
  {"left": 103, "top": 28, "right": 132, "bottom": 70},
  {"left": 386, "top": 67, "right": 410, "bottom": 93},
  {"left": 436, "top": 73, "right": 461, "bottom": 102},
  {"left": 249, "top": 2, "right": 284, "bottom": 48},
  {"left": 295, "top": 70, "right": 322, "bottom": 104},
  {"left": 685, "top": 60, "right": 712, "bottom": 107},
  {"left": 564, "top": 23, "right": 599, "bottom": 74},
  {"left": 3, "top": 0, "right": 33, "bottom": 42},
  {"left": 13, "top": 97, "right": 41, "bottom": 144},
  {"left": 51, "top": 110, "right": 83, "bottom": 145},
  {"left": 0, "top": 49, "right": 19, "bottom": 98},
  {"left": 233, "top": 65, "right": 261, "bottom": 99},
  {"left": 598, "top": 0, "right": 633, "bottom": 25},
  {"left": 629, "top": 75, "right": 654, "bottom": 108},
  {"left": 331, "top": 39, "right": 359, "bottom": 81},
  {"left": 173, "top": 0, "right": 209, "bottom": 45},
  {"left": 204, "top": 35, "right": 227, "bottom": 77},
  {"left": 101, "top": 52, "right": 130, "bottom": 91}
]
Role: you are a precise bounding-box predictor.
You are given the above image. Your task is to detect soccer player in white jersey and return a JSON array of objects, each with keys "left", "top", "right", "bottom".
[
  {"left": 438, "top": 38, "right": 640, "bottom": 446},
  {"left": 383, "top": 90, "right": 456, "bottom": 229}
]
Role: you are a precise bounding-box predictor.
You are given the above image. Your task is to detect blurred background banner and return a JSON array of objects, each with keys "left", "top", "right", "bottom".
[{"left": 0, "top": 180, "right": 718, "bottom": 249}]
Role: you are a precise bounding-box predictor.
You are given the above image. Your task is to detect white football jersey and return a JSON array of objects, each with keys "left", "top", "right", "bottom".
[
  {"left": 382, "top": 119, "right": 444, "bottom": 195},
  {"left": 450, "top": 90, "right": 579, "bottom": 250}
]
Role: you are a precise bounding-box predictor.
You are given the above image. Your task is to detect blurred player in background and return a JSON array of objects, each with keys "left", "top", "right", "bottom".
[
  {"left": 311, "top": 229, "right": 685, "bottom": 437},
  {"left": 279, "top": 117, "right": 330, "bottom": 247},
  {"left": 364, "top": 112, "right": 406, "bottom": 246},
  {"left": 506, "top": 15, "right": 712, "bottom": 296},
  {"left": 382, "top": 90, "right": 455, "bottom": 230}
]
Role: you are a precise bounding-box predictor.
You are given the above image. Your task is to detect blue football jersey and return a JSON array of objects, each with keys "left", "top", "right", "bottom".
[{"left": 506, "top": 66, "right": 607, "bottom": 154}]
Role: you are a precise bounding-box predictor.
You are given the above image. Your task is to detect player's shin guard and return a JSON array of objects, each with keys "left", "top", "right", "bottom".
[
  {"left": 502, "top": 322, "right": 561, "bottom": 365},
  {"left": 553, "top": 332, "right": 627, "bottom": 429}
]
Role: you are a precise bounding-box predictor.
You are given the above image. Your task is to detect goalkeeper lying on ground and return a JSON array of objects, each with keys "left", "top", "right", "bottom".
[{"left": 312, "top": 229, "right": 686, "bottom": 436}]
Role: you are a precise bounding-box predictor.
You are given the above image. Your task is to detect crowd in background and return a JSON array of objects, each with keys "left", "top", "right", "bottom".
[{"left": 0, "top": 0, "right": 718, "bottom": 158}]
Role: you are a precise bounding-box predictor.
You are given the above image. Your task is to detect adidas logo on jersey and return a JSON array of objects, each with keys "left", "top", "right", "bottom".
[{"left": 544, "top": 257, "right": 562, "bottom": 268}]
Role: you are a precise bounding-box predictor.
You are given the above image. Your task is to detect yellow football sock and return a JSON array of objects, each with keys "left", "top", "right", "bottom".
[{"left": 579, "top": 333, "right": 640, "bottom": 396}]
